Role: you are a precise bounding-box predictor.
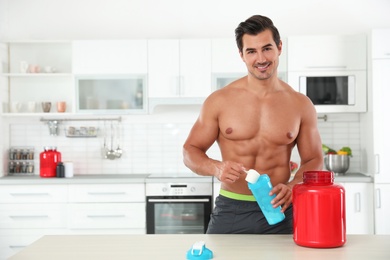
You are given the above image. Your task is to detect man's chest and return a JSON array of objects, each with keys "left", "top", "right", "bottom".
[{"left": 218, "top": 105, "right": 300, "bottom": 145}]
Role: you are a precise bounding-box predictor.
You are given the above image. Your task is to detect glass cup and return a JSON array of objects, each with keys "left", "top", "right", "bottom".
[
  {"left": 41, "top": 102, "right": 51, "bottom": 113},
  {"left": 57, "top": 101, "right": 66, "bottom": 113}
]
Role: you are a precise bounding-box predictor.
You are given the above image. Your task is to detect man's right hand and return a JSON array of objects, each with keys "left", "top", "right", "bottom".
[{"left": 215, "top": 161, "right": 247, "bottom": 183}]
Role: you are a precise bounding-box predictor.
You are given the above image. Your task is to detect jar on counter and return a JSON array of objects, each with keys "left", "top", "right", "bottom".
[
  {"left": 40, "top": 146, "right": 61, "bottom": 178},
  {"left": 293, "top": 171, "right": 346, "bottom": 248}
]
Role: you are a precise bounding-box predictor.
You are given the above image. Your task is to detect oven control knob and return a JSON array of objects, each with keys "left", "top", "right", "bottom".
[
  {"left": 162, "top": 187, "right": 168, "bottom": 193},
  {"left": 191, "top": 187, "right": 196, "bottom": 192}
]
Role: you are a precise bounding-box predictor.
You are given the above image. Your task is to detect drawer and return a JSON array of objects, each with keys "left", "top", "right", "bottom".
[
  {"left": 0, "top": 185, "right": 68, "bottom": 203},
  {"left": 68, "top": 184, "right": 145, "bottom": 203},
  {"left": 0, "top": 203, "right": 67, "bottom": 229},
  {"left": 0, "top": 229, "right": 69, "bottom": 259},
  {"left": 0, "top": 234, "right": 43, "bottom": 259},
  {"left": 68, "top": 202, "right": 145, "bottom": 229}
]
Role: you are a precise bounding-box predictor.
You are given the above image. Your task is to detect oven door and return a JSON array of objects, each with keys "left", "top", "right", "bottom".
[{"left": 146, "top": 196, "right": 212, "bottom": 234}]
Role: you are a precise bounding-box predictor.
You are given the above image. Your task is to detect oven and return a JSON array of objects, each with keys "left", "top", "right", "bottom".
[{"left": 146, "top": 176, "right": 212, "bottom": 234}]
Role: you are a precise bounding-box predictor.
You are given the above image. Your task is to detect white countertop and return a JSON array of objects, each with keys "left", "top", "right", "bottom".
[
  {"left": 0, "top": 172, "right": 372, "bottom": 185},
  {"left": 8, "top": 234, "right": 390, "bottom": 260}
]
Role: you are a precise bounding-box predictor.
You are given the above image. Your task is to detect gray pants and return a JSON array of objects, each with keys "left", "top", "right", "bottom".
[{"left": 207, "top": 195, "right": 293, "bottom": 234}]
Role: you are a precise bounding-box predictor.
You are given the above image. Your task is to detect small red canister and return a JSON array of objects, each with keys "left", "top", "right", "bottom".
[
  {"left": 40, "top": 147, "right": 62, "bottom": 178},
  {"left": 293, "top": 171, "right": 346, "bottom": 248}
]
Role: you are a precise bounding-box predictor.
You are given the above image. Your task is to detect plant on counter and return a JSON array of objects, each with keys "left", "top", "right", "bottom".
[
  {"left": 322, "top": 144, "right": 352, "bottom": 156},
  {"left": 290, "top": 161, "right": 299, "bottom": 173}
]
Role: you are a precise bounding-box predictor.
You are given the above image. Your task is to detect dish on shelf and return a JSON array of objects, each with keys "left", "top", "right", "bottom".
[{"left": 66, "top": 126, "right": 98, "bottom": 137}]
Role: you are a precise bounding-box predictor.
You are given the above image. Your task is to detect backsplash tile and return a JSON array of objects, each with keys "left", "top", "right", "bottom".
[{"left": 5, "top": 112, "right": 363, "bottom": 176}]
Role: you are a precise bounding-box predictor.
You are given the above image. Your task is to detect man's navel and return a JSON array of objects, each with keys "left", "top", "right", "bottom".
[{"left": 225, "top": 127, "right": 233, "bottom": 134}]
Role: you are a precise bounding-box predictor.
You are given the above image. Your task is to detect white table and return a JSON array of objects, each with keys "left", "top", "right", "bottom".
[{"left": 9, "top": 234, "right": 390, "bottom": 260}]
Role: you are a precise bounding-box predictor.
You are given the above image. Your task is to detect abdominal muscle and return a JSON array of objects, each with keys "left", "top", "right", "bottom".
[{"left": 217, "top": 135, "right": 294, "bottom": 195}]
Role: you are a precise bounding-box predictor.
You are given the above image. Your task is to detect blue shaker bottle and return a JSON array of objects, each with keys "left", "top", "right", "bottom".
[{"left": 246, "top": 169, "right": 285, "bottom": 225}]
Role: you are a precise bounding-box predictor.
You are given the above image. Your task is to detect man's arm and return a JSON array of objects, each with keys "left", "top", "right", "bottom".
[
  {"left": 290, "top": 98, "right": 324, "bottom": 186},
  {"left": 271, "top": 96, "right": 323, "bottom": 212},
  {"left": 183, "top": 96, "right": 221, "bottom": 177}
]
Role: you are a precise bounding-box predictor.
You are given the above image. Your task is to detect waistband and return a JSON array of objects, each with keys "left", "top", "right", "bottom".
[{"left": 219, "top": 189, "right": 256, "bottom": 202}]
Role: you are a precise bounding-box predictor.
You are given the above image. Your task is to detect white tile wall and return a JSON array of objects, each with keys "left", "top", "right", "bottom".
[{"left": 6, "top": 110, "right": 363, "bottom": 176}]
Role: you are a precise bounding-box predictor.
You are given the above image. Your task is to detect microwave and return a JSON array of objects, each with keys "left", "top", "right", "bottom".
[{"left": 288, "top": 71, "right": 367, "bottom": 113}]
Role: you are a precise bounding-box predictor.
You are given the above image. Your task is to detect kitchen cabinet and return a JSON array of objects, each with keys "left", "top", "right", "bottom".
[
  {"left": 0, "top": 184, "right": 68, "bottom": 259},
  {"left": 287, "top": 34, "right": 367, "bottom": 71},
  {"left": 211, "top": 38, "right": 246, "bottom": 90},
  {"left": 369, "top": 29, "right": 390, "bottom": 235},
  {"left": 75, "top": 75, "right": 147, "bottom": 113},
  {"left": 72, "top": 40, "right": 147, "bottom": 74},
  {"left": 372, "top": 59, "right": 390, "bottom": 183},
  {"left": 67, "top": 184, "right": 146, "bottom": 233},
  {"left": 374, "top": 184, "right": 390, "bottom": 234},
  {"left": 0, "top": 182, "right": 146, "bottom": 259},
  {"left": 341, "top": 182, "right": 374, "bottom": 234},
  {"left": 371, "top": 29, "right": 390, "bottom": 59},
  {"left": 147, "top": 39, "right": 212, "bottom": 101},
  {"left": 73, "top": 40, "right": 148, "bottom": 113},
  {"left": 0, "top": 41, "right": 74, "bottom": 114}
]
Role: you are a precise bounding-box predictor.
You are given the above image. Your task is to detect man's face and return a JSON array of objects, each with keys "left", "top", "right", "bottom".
[{"left": 240, "top": 29, "right": 282, "bottom": 81}]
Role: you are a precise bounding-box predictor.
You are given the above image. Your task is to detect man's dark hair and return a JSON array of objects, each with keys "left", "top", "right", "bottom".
[{"left": 235, "top": 15, "right": 281, "bottom": 53}]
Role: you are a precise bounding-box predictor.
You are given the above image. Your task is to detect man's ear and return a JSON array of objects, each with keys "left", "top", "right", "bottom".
[{"left": 278, "top": 40, "right": 283, "bottom": 56}]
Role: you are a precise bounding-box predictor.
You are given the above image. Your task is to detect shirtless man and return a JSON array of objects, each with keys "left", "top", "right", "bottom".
[{"left": 183, "top": 15, "right": 323, "bottom": 234}]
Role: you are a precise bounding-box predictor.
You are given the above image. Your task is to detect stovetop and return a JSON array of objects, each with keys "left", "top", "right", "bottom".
[{"left": 146, "top": 172, "right": 213, "bottom": 183}]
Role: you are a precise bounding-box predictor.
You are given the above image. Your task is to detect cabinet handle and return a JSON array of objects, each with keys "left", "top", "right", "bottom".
[
  {"left": 87, "top": 192, "right": 127, "bottom": 196},
  {"left": 87, "top": 215, "right": 126, "bottom": 218},
  {"left": 10, "top": 215, "right": 49, "bottom": 219},
  {"left": 375, "top": 154, "right": 380, "bottom": 174},
  {"left": 306, "top": 66, "right": 347, "bottom": 69},
  {"left": 375, "top": 188, "right": 381, "bottom": 209},
  {"left": 9, "top": 245, "right": 27, "bottom": 249},
  {"left": 10, "top": 192, "right": 50, "bottom": 197},
  {"left": 355, "top": 192, "right": 361, "bottom": 212}
]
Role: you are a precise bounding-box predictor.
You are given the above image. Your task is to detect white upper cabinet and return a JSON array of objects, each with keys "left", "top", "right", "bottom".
[
  {"left": 371, "top": 29, "right": 390, "bottom": 59},
  {"left": 211, "top": 38, "right": 244, "bottom": 74},
  {"left": 148, "top": 39, "right": 212, "bottom": 98},
  {"left": 211, "top": 38, "right": 246, "bottom": 90},
  {"left": 72, "top": 40, "right": 148, "bottom": 74},
  {"left": 287, "top": 34, "right": 367, "bottom": 71}
]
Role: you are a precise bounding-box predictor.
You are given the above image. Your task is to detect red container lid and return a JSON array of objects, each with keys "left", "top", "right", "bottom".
[{"left": 303, "top": 171, "right": 334, "bottom": 184}]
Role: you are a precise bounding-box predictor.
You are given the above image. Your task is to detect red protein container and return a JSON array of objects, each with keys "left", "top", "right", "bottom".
[
  {"left": 293, "top": 171, "right": 346, "bottom": 248},
  {"left": 40, "top": 146, "right": 62, "bottom": 178}
]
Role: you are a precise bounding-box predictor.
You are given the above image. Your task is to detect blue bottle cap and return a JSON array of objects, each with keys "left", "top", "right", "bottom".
[{"left": 186, "top": 241, "right": 213, "bottom": 260}]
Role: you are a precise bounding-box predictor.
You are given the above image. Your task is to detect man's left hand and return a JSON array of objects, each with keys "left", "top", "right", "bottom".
[{"left": 269, "top": 183, "right": 292, "bottom": 212}]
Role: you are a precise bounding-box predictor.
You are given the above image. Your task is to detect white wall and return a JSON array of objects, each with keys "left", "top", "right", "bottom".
[{"left": 1, "top": 0, "right": 390, "bottom": 40}]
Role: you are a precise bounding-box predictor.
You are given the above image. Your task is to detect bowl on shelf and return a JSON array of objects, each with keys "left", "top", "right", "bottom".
[{"left": 324, "top": 154, "right": 350, "bottom": 175}]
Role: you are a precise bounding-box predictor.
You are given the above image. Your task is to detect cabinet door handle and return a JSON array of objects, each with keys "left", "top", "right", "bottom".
[
  {"left": 87, "top": 215, "right": 126, "bottom": 218},
  {"left": 87, "top": 192, "right": 127, "bottom": 196},
  {"left": 10, "top": 192, "right": 50, "bottom": 197},
  {"left": 355, "top": 192, "right": 361, "bottom": 212},
  {"left": 375, "top": 188, "right": 381, "bottom": 209},
  {"left": 306, "top": 65, "right": 347, "bottom": 69},
  {"left": 375, "top": 154, "right": 380, "bottom": 174},
  {"left": 9, "top": 245, "right": 27, "bottom": 249},
  {"left": 10, "top": 215, "right": 49, "bottom": 219}
]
